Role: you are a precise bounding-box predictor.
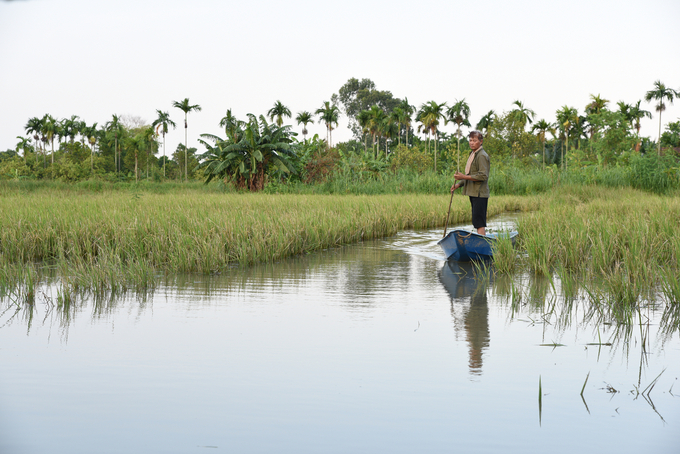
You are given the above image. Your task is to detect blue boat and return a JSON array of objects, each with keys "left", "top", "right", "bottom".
[{"left": 437, "top": 229, "right": 518, "bottom": 262}]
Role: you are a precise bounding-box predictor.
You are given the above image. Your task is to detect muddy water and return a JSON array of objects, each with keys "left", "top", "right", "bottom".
[{"left": 1, "top": 217, "right": 678, "bottom": 454}]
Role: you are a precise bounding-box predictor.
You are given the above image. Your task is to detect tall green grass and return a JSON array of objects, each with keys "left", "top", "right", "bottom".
[{"left": 493, "top": 185, "right": 680, "bottom": 325}]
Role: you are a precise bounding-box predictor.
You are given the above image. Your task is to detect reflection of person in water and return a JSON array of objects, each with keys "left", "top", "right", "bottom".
[
  {"left": 439, "top": 261, "right": 490, "bottom": 376},
  {"left": 464, "top": 290, "right": 489, "bottom": 375}
]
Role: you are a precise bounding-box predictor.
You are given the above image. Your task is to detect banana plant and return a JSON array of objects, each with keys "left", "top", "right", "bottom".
[{"left": 199, "top": 114, "right": 297, "bottom": 191}]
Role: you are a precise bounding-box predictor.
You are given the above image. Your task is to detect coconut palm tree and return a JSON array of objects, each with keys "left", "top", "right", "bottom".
[
  {"left": 172, "top": 98, "right": 202, "bottom": 181},
  {"left": 645, "top": 81, "right": 677, "bottom": 155},
  {"left": 315, "top": 101, "right": 340, "bottom": 150},
  {"left": 476, "top": 110, "right": 495, "bottom": 135},
  {"left": 446, "top": 99, "right": 471, "bottom": 171},
  {"left": 268, "top": 100, "right": 292, "bottom": 127},
  {"left": 508, "top": 100, "right": 535, "bottom": 130},
  {"left": 416, "top": 101, "right": 446, "bottom": 171},
  {"left": 152, "top": 110, "right": 176, "bottom": 177},
  {"left": 531, "top": 119, "right": 553, "bottom": 167},
  {"left": 295, "top": 111, "right": 314, "bottom": 143}
]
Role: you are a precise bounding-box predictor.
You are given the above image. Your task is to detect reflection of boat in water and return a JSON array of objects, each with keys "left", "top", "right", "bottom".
[
  {"left": 437, "top": 229, "right": 518, "bottom": 261},
  {"left": 438, "top": 260, "right": 483, "bottom": 299},
  {"left": 438, "top": 260, "right": 491, "bottom": 377}
]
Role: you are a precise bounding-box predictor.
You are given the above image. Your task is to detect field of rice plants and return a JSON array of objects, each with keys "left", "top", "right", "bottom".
[
  {"left": 2, "top": 182, "right": 679, "bottom": 329},
  {"left": 0, "top": 187, "right": 538, "bottom": 291},
  {"left": 497, "top": 185, "right": 680, "bottom": 326}
]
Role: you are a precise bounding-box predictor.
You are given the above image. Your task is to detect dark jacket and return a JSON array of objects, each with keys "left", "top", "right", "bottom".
[{"left": 461, "top": 147, "right": 490, "bottom": 198}]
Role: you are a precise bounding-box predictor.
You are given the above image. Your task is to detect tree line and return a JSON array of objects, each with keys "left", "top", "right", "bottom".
[{"left": 2, "top": 79, "right": 679, "bottom": 188}]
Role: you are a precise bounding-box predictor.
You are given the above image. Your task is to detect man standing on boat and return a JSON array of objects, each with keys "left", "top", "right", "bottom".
[{"left": 451, "top": 130, "right": 490, "bottom": 236}]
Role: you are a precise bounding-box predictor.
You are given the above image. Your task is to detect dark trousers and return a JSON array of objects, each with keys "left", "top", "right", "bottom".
[{"left": 469, "top": 196, "right": 488, "bottom": 229}]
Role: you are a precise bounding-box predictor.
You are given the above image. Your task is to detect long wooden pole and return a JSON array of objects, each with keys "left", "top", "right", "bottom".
[{"left": 443, "top": 189, "right": 455, "bottom": 238}]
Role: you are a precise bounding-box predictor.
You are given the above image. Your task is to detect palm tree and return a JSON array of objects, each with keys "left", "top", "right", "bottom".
[
  {"left": 77, "top": 120, "right": 89, "bottom": 158},
  {"left": 508, "top": 100, "right": 535, "bottom": 131},
  {"left": 106, "top": 114, "right": 123, "bottom": 174},
  {"left": 555, "top": 106, "right": 578, "bottom": 169},
  {"left": 268, "top": 100, "right": 292, "bottom": 127},
  {"left": 645, "top": 80, "right": 677, "bottom": 155},
  {"left": 586, "top": 94, "right": 609, "bottom": 115},
  {"left": 381, "top": 116, "right": 398, "bottom": 155},
  {"left": 152, "top": 110, "right": 176, "bottom": 177},
  {"left": 531, "top": 119, "right": 553, "bottom": 167},
  {"left": 446, "top": 99, "right": 471, "bottom": 171},
  {"left": 585, "top": 94, "right": 609, "bottom": 141},
  {"left": 126, "top": 135, "right": 142, "bottom": 183},
  {"left": 82, "top": 122, "right": 99, "bottom": 170},
  {"left": 141, "top": 126, "right": 157, "bottom": 180},
  {"left": 357, "top": 109, "right": 371, "bottom": 150},
  {"left": 315, "top": 101, "right": 340, "bottom": 150},
  {"left": 416, "top": 101, "right": 446, "bottom": 171},
  {"left": 62, "top": 115, "right": 80, "bottom": 144},
  {"left": 220, "top": 109, "right": 243, "bottom": 141},
  {"left": 295, "top": 111, "right": 314, "bottom": 143},
  {"left": 41, "top": 114, "right": 57, "bottom": 165},
  {"left": 476, "top": 110, "right": 495, "bottom": 135},
  {"left": 173, "top": 98, "right": 202, "bottom": 181},
  {"left": 25, "top": 117, "right": 43, "bottom": 163},
  {"left": 629, "top": 101, "right": 652, "bottom": 151},
  {"left": 367, "top": 105, "right": 387, "bottom": 159},
  {"left": 619, "top": 101, "right": 651, "bottom": 152},
  {"left": 397, "top": 98, "right": 415, "bottom": 146},
  {"left": 15, "top": 136, "right": 33, "bottom": 162},
  {"left": 617, "top": 101, "right": 632, "bottom": 122},
  {"left": 390, "top": 107, "right": 404, "bottom": 146}
]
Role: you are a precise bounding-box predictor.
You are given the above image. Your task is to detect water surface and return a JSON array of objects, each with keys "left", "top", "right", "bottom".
[{"left": 1, "top": 218, "right": 678, "bottom": 453}]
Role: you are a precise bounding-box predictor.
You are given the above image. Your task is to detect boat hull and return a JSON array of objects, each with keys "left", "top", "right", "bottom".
[{"left": 437, "top": 229, "right": 518, "bottom": 261}]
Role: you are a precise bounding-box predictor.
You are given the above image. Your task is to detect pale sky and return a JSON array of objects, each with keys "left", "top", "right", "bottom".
[{"left": 1, "top": 0, "right": 679, "bottom": 154}]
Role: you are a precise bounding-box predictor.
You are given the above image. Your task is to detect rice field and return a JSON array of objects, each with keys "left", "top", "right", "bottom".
[
  {"left": 495, "top": 185, "right": 680, "bottom": 327},
  {"left": 0, "top": 188, "right": 537, "bottom": 290},
  {"left": 1, "top": 183, "right": 678, "bottom": 328}
]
